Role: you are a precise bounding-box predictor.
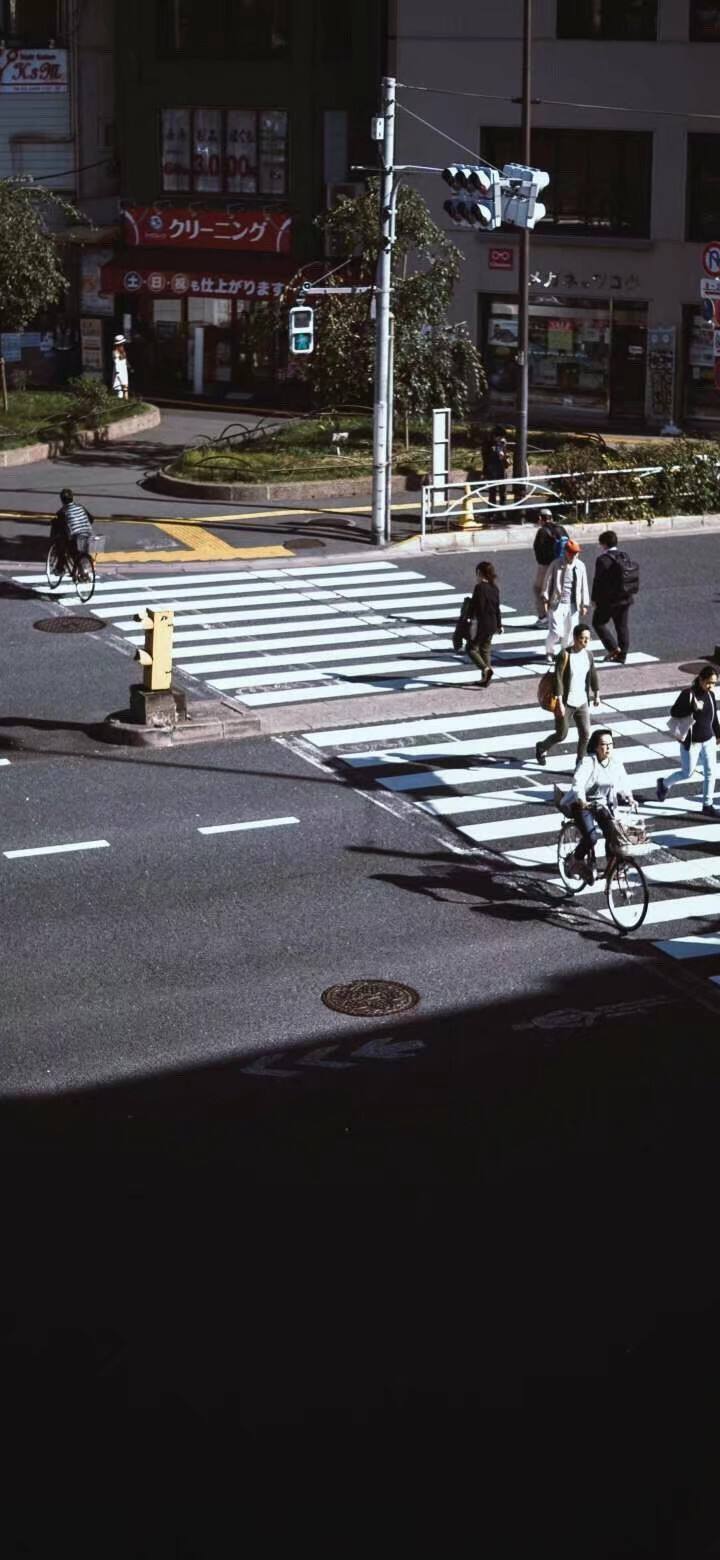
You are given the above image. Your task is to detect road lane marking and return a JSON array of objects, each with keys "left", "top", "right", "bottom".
[
  {"left": 4, "top": 839, "right": 110, "bottom": 859},
  {"left": 197, "top": 816, "right": 299, "bottom": 835}
]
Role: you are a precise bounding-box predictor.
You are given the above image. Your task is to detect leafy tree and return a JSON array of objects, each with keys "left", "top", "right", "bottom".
[
  {"left": 0, "top": 178, "right": 81, "bottom": 411},
  {"left": 289, "top": 182, "right": 486, "bottom": 433}
]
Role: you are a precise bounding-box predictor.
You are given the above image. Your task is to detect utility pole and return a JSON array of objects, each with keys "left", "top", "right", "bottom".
[
  {"left": 370, "top": 75, "right": 396, "bottom": 547},
  {"left": 514, "top": 0, "right": 532, "bottom": 481}
]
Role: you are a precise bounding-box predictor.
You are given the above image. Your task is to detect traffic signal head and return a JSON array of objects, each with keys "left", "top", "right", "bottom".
[
  {"left": 500, "top": 163, "right": 550, "bottom": 229},
  {"left": 442, "top": 165, "right": 502, "bottom": 229},
  {"left": 289, "top": 304, "right": 314, "bottom": 354}
]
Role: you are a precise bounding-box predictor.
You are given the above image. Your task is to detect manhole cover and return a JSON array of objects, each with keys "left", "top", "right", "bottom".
[
  {"left": 321, "top": 979, "right": 420, "bottom": 1018},
  {"left": 290, "top": 536, "right": 325, "bottom": 550},
  {"left": 34, "top": 616, "right": 106, "bottom": 634}
]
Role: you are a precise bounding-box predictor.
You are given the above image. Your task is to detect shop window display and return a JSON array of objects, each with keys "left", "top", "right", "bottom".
[
  {"left": 684, "top": 306, "right": 720, "bottom": 420},
  {"left": 485, "top": 298, "right": 611, "bottom": 414}
]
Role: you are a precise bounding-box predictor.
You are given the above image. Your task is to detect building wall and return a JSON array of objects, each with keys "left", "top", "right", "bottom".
[{"left": 393, "top": 0, "right": 720, "bottom": 425}]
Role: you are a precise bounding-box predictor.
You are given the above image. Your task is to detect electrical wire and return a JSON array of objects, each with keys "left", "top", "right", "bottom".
[
  {"left": 397, "top": 101, "right": 495, "bottom": 166},
  {"left": 397, "top": 79, "right": 720, "bottom": 123},
  {"left": 10, "top": 156, "right": 116, "bottom": 187}
]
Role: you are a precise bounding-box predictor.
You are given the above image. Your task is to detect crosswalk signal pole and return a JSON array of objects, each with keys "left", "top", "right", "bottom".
[
  {"left": 371, "top": 76, "right": 396, "bottom": 547},
  {"left": 514, "top": 0, "right": 532, "bottom": 483}
]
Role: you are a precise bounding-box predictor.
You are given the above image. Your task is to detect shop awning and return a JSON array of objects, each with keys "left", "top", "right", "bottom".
[{"left": 100, "top": 248, "right": 299, "bottom": 300}]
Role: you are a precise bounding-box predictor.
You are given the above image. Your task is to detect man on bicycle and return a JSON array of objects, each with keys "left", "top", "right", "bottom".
[
  {"left": 52, "top": 488, "right": 93, "bottom": 577},
  {"left": 561, "top": 728, "right": 637, "bottom": 884}
]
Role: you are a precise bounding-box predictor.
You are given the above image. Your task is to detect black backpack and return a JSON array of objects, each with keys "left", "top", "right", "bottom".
[{"left": 614, "top": 550, "right": 640, "bottom": 598}]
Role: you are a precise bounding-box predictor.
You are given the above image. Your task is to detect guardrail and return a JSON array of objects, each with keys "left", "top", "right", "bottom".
[{"left": 421, "top": 467, "right": 666, "bottom": 537}]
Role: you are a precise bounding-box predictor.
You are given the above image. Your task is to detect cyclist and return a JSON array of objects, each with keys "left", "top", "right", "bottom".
[
  {"left": 52, "top": 488, "right": 93, "bottom": 578},
  {"left": 561, "top": 728, "right": 637, "bottom": 884}
]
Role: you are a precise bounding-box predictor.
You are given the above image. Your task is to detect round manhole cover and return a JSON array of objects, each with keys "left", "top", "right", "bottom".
[
  {"left": 290, "top": 536, "right": 325, "bottom": 550},
  {"left": 34, "top": 616, "right": 106, "bottom": 634},
  {"left": 321, "top": 979, "right": 420, "bottom": 1018}
]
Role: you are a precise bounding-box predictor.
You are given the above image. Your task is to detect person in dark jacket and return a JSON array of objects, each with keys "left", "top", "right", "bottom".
[
  {"left": 532, "top": 508, "right": 567, "bottom": 624},
  {"left": 535, "top": 622, "right": 600, "bottom": 767},
  {"left": 467, "top": 560, "right": 503, "bottom": 686},
  {"left": 482, "top": 425, "right": 509, "bottom": 507},
  {"left": 591, "top": 529, "right": 632, "bottom": 664},
  {"left": 656, "top": 665, "right": 719, "bottom": 817}
]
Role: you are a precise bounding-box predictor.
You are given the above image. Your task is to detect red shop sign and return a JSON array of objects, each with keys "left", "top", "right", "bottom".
[
  {"left": 123, "top": 206, "right": 292, "bottom": 254},
  {"left": 488, "top": 247, "right": 514, "bottom": 271}
]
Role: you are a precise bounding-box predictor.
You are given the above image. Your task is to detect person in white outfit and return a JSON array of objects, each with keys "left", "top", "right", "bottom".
[
  {"left": 541, "top": 538, "right": 590, "bottom": 661},
  {"left": 561, "top": 728, "right": 636, "bottom": 883},
  {"left": 111, "top": 334, "right": 130, "bottom": 399}
]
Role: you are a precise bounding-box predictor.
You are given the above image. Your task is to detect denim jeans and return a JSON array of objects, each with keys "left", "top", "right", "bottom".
[{"left": 663, "top": 738, "right": 717, "bottom": 806}]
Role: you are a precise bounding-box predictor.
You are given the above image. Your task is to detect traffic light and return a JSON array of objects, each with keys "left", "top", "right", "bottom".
[
  {"left": 500, "top": 163, "right": 550, "bottom": 230},
  {"left": 441, "top": 165, "right": 502, "bottom": 229},
  {"left": 289, "top": 305, "right": 314, "bottom": 354},
  {"left": 134, "top": 609, "right": 174, "bottom": 692}
]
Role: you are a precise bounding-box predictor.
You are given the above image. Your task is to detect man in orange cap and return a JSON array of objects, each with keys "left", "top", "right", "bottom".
[{"left": 540, "top": 537, "right": 590, "bottom": 662}]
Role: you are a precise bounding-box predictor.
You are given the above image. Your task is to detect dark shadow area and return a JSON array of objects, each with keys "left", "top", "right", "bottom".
[
  {"left": 0, "top": 534, "right": 51, "bottom": 564},
  {"left": 2, "top": 968, "right": 720, "bottom": 1552}
]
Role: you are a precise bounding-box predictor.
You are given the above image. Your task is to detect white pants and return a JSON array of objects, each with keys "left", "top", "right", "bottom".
[
  {"left": 546, "top": 603, "right": 577, "bottom": 657},
  {"left": 663, "top": 738, "right": 717, "bottom": 806}
]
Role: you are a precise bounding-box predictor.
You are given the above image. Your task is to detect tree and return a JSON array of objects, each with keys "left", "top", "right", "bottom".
[
  {"left": 292, "top": 182, "right": 487, "bottom": 431},
  {"left": 0, "top": 178, "right": 81, "bottom": 412}
]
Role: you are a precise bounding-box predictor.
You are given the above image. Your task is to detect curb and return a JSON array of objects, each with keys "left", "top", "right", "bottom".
[
  {"left": 102, "top": 696, "right": 261, "bottom": 747},
  {"left": 0, "top": 405, "right": 161, "bottom": 467},
  {"left": 388, "top": 512, "right": 720, "bottom": 554},
  {"left": 147, "top": 464, "right": 470, "bottom": 504}
]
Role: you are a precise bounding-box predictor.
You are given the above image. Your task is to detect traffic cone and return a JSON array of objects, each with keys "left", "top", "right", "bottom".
[{"left": 458, "top": 483, "right": 477, "bottom": 528}]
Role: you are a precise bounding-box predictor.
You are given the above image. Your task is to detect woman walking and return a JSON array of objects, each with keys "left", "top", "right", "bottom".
[
  {"left": 467, "top": 560, "right": 503, "bottom": 687},
  {"left": 535, "top": 621, "right": 600, "bottom": 768},
  {"left": 656, "top": 665, "right": 719, "bottom": 818},
  {"left": 111, "top": 334, "right": 130, "bottom": 400}
]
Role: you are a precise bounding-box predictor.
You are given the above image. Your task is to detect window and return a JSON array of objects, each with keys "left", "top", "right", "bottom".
[
  {"left": 556, "top": 0, "right": 657, "bottom": 38},
  {"left": 158, "top": 0, "right": 290, "bottom": 58},
  {"left": 687, "top": 135, "right": 720, "bottom": 240},
  {"left": 0, "top": 0, "right": 61, "bottom": 41},
  {"left": 482, "top": 128, "right": 652, "bottom": 238},
  {"left": 690, "top": 2, "right": 720, "bottom": 40},
  {"left": 161, "top": 108, "right": 288, "bottom": 197},
  {"left": 318, "top": 0, "right": 351, "bottom": 58}
]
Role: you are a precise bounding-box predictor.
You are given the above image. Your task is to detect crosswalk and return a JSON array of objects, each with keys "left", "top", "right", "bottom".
[
  {"left": 299, "top": 690, "right": 720, "bottom": 992},
  {"left": 14, "top": 559, "right": 657, "bottom": 713}
]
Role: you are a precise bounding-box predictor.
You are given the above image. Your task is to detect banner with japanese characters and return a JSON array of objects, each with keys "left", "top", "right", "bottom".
[
  {"left": 100, "top": 263, "right": 289, "bottom": 301},
  {"left": 123, "top": 206, "right": 291, "bottom": 254}
]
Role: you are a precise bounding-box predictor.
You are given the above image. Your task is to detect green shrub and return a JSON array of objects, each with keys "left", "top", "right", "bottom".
[{"left": 66, "top": 375, "right": 116, "bottom": 429}]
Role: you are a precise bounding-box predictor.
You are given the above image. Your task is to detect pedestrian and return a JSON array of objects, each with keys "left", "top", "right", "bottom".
[
  {"left": 541, "top": 537, "right": 590, "bottom": 662},
  {"left": 111, "top": 334, "right": 130, "bottom": 399},
  {"left": 532, "top": 508, "right": 568, "bottom": 625},
  {"left": 561, "top": 728, "right": 637, "bottom": 884},
  {"left": 467, "top": 559, "right": 503, "bottom": 687},
  {"left": 482, "top": 424, "right": 509, "bottom": 507},
  {"left": 656, "top": 665, "right": 719, "bottom": 818},
  {"left": 590, "top": 528, "right": 639, "bottom": 665},
  {"left": 535, "top": 621, "right": 600, "bottom": 768}
]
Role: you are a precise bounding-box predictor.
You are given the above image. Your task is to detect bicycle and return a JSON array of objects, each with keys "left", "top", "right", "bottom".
[
  {"left": 46, "top": 537, "right": 96, "bottom": 604},
  {"left": 556, "top": 799, "right": 650, "bottom": 933}
]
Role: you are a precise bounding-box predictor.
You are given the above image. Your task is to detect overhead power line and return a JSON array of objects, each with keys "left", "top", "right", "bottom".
[{"left": 397, "top": 79, "right": 720, "bottom": 123}]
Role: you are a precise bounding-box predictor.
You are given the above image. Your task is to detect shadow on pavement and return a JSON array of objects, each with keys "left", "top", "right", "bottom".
[{"left": 2, "top": 966, "right": 719, "bottom": 1552}]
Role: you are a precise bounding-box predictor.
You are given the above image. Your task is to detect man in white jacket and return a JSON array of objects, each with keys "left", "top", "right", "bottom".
[{"left": 541, "top": 538, "right": 590, "bottom": 661}]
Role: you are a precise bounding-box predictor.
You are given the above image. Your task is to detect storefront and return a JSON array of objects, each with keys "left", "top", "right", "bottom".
[
  {"left": 482, "top": 295, "right": 649, "bottom": 422},
  {"left": 99, "top": 206, "right": 298, "bottom": 399},
  {"left": 683, "top": 303, "right": 720, "bottom": 424}
]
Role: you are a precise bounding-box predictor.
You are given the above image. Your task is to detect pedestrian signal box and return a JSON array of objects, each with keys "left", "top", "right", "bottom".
[
  {"left": 289, "top": 305, "right": 314, "bottom": 354},
  {"left": 134, "top": 608, "right": 174, "bottom": 691}
]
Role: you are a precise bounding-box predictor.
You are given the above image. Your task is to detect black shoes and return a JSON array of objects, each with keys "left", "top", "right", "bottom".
[
  {"left": 702, "top": 804, "right": 719, "bottom": 818},
  {"left": 535, "top": 742, "right": 546, "bottom": 767}
]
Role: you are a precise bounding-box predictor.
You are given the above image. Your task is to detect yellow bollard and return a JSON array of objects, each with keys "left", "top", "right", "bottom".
[
  {"left": 134, "top": 608, "right": 174, "bottom": 691},
  {"left": 458, "top": 483, "right": 477, "bottom": 528}
]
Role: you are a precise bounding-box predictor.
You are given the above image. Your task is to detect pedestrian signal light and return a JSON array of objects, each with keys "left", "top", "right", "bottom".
[
  {"left": 289, "top": 305, "right": 314, "bottom": 354},
  {"left": 134, "top": 608, "right": 174, "bottom": 691}
]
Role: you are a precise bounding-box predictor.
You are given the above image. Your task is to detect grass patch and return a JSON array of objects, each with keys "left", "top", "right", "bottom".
[{"left": 0, "top": 388, "right": 150, "bottom": 448}]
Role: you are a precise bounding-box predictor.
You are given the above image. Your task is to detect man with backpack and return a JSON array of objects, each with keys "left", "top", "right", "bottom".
[
  {"left": 590, "top": 529, "right": 639, "bottom": 665},
  {"left": 532, "top": 508, "right": 568, "bottom": 625}
]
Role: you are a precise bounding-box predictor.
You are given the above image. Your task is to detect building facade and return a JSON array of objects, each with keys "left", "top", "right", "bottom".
[
  {"left": 0, "top": 0, "right": 119, "bottom": 385},
  {"left": 389, "top": 0, "right": 720, "bottom": 429},
  {"left": 105, "top": 0, "right": 386, "bottom": 400}
]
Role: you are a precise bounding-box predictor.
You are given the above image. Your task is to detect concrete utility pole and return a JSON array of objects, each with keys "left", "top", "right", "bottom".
[
  {"left": 371, "top": 75, "right": 396, "bottom": 547},
  {"left": 514, "top": 0, "right": 532, "bottom": 482}
]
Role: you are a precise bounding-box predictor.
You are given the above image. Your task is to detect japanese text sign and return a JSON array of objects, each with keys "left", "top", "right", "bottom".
[{"left": 123, "top": 206, "right": 291, "bottom": 254}]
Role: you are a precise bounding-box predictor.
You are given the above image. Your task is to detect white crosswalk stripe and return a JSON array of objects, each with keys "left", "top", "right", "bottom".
[
  {"left": 300, "top": 690, "right": 720, "bottom": 990},
  {"left": 14, "top": 559, "right": 658, "bottom": 713}
]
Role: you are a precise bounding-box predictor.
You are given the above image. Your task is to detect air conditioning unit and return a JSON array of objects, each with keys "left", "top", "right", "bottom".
[{"left": 324, "top": 181, "right": 363, "bottom": 256}]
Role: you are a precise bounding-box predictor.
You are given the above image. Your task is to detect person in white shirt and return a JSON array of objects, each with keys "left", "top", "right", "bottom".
[
  {"left": 111, "top": 334, "right": 130, "bottom": 399},
  {"left": 541, "top": 538, "right": 590, "bottom": 662},
  {"left": 535, "top": 622, "right": 600, "bottom": 767},
  {"left": 561, "top": 728, "right": 636, "bottom": 883}
]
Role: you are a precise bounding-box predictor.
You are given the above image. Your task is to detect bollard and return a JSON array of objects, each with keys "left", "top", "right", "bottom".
[
  {"left": 458, "top": 483, "right": 477, "bottom": 528},
  {"left": 134, "top": 609, "right": 174, "bottom": 691}
]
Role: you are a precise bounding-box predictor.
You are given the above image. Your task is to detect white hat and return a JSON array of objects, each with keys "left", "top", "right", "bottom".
[{"left": 113, "top": 333, "right": 126, "bottom": 344}]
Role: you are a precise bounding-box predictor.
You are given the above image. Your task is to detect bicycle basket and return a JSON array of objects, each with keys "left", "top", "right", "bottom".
[
  {"left": 609, "top": 810, "right": 647, "bottom": 854},
  {"left": 89, "top": 533, "right": 105, "bottom": 555}
]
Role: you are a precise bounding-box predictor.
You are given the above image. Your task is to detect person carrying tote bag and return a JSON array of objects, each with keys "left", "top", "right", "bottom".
[{"left": 656, "top": 666, "right": 719, "bottom": 818}]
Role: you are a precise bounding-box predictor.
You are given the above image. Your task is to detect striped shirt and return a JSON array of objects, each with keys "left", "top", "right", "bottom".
[{"left": 60, "top": 501, "right": 92, "bottom": 539}]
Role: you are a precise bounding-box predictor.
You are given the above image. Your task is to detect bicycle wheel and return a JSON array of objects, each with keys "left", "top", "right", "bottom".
[
  {"left": 46, "top": 544, "right": 64, "bottom": 590},
  {"left": 605, "top": 856, "right": 649, "bottom": 933},
  {"left": 557, "top": 821, "right": 588, "bottom": 893},
  {"left": 75, "top": 553, "right": 95, "bottom": 604}
]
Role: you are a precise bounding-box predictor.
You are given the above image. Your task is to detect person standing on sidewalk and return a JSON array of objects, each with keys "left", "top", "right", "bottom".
[
  {"left": 482, "top": 425, "right": 509, "bottom": 507},
  {"left": 532, "top": 509, "right": 568, "bottom": 625},
  {"left": 656, "top": 666, "right": 719, "bottom": 818},
  {"left": 541, "top": 539, "right": 590, "bottom": 661},
  {"left": 111, "top": 334, "right": 130, "bottom": 400},
  {"left": 535, "top": 622, "right": 600, "bottom": 768},
  {"left": 467, "top": 560, "right": 503, "bottom": 687},
  {"left": 590, "top": 529, "right": 636, "bottom": 664}
]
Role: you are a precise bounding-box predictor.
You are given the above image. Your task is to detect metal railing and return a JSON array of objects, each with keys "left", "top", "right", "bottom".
[{"left": 421, "top": 467, "right": 665, "bottom": 537}]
